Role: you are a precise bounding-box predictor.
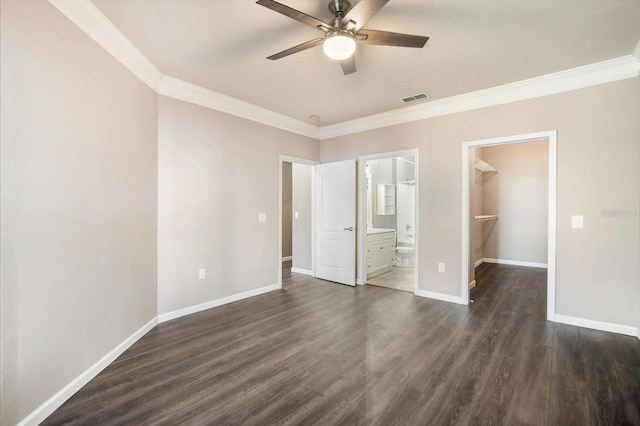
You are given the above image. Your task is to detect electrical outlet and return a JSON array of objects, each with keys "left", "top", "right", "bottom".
[
  {"left": 295, "top": 211, "right": 299, "bottom": 219},
  {"left": 438, "top": 262, "right": 445, "bottom": 272},
  {"left": 258, "top": 213, "right": 267, "bottom": 223},
  {"left": 198, "top": 269, "right": 205, "bottom": 279}
]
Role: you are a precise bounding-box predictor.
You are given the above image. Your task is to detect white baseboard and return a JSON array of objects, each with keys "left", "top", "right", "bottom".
[
  {"left": 480, "top": 258, "right": 548, "bottom": 268},
  {"left": 18, "top": 317, "right": 158, "bottom": 426},
  {"left": 554, "top": 314, "right": 639, "bottom": 338},
  {"left": 290, "top": 267, "right": 313, "bottom": 276},
  {"left": 469, "top": 280, "right": 476, "bottom": 290},
  {"left": 281, "top": 256, "right": 292, "bottom": 262},
  {"left": 416, "top": 290, "right": 467, "bottom": 305},
  {"left": 158, "top": 283, "right": 280, "bottom": 323},
  {"left": 474, "top": 259, "right": 483, "bottom": 268}
]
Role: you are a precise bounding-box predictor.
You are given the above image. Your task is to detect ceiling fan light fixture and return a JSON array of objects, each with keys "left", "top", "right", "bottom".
[{"left": 323, "top": 33, "right": 356, "bottom": 61}]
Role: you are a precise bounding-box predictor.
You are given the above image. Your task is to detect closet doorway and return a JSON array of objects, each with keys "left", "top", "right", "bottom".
[
  {"left": 358, "top": 149, "right": 419, "bottom": 293},
  {"left": 462, "top": 131, "right": 557, "bottom": 320}
]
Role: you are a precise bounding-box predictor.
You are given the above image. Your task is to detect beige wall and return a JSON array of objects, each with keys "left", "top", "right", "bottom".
[
  {"left": 1, "top": 2, "right": 159, "bottom": 425},
  {"left": 292, "top": 163, "right": 314, "bottom": 271},
  {"left": 320, "top": 77, "right": 640, "bottom": 328},
  {"left": 157, "top": 96, "right": 319, "bottom": 315},
  {"left": 482, "top": 140, "right": 549, "bottom": 264},
  {"left": 282, "top": 162, "right": 293, "bottom": 258}
]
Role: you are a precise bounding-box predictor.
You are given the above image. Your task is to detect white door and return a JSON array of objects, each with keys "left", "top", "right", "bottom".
[{"left": 315, "top": 160, "right": 356, "bottom": 286}]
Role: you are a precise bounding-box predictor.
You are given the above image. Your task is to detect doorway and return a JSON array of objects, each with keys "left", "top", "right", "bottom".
[
  {"left": 461, "top": 131, "right": 557, "bottom": 320},
  {"left": 358, "top": 149, "right": 419, "bottom": 294},
  {"left": 278, "top": 156, "right": 317, "bottom": 288}
]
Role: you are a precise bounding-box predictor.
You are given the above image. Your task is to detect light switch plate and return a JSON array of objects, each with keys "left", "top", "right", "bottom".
[
  {"left": 258, "top": 213, "right": 267, "bottom": 223},
  {"left": 571, "top": 215, "right": 583, "bottom": 229},
  {"left": 295, "top": 211, "right": 299, "bottom": 219}
]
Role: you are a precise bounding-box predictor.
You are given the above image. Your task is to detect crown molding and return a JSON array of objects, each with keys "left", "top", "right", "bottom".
[
  {"left": 158, "top": 76, "right": 320, "bottom": 139},
  {"left": 48, "top": 0, "right": 319, "bottom": 139},
  {"left": 319, "top": 54, "right": 640, "bottom": 139},
  {"left": 49, "top": 0, "right": 162, "bottom": 92},
  {"left": 48, "top": 1, "right": 639, "bottom": 142}
]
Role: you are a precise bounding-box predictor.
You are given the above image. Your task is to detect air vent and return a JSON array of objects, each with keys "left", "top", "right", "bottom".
[{"left": 401, "top": 92, "right": 430, "bottom": 103}]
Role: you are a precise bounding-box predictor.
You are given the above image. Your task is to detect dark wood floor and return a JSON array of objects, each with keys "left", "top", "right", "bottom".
[{"left": 43, "top": 262, "right": 640, "bottom": 425}]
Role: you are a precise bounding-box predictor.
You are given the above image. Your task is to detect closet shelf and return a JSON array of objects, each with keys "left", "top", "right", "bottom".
[
  {"left": 474, "top": 158, "right": 498, "bottom": 184},
  {"left": 475, "top": 215, "right": 498, "bottom": 222}
]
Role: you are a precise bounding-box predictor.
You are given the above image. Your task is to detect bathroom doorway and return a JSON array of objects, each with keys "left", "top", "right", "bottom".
[{"left": 358, "top": 150, "right": 419, "bottom": 293}]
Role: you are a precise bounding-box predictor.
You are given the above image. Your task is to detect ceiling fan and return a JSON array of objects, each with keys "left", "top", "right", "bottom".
[{"left": 256, "top": 0, "right": 429, "bottom": 75}]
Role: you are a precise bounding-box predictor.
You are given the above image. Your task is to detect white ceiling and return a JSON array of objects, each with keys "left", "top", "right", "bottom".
[{"left": 92, "top": 0, "right": 640, "bottom": 126}]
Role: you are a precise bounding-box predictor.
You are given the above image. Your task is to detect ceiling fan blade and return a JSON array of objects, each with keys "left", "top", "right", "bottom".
[
  {"left": 257, "top": 0, "right": 332, "bottom": 32},
  {"left": 341, "top": 0, "right": 390, "bottom": 32},
  {"left": 267, "top": 38, "right": 324, "bottom": 60},
  {"left": 357, "top": 29, "right": 429, "bottom": 48},
  {"left": 339, "top": 57, "right": 357, "bottom": 75}
]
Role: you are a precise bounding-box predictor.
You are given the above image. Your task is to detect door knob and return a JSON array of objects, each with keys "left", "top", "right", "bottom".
[{"left": 343, "top": 227, "right": 354, "bottom": 231}]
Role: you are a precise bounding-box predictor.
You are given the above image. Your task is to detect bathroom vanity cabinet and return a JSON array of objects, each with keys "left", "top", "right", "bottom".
[{"left": 366, "top": 229, "right": 396, "bottom": 278}]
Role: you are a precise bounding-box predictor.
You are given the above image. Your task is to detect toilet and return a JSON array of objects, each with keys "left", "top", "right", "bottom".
[{"left": 395, "top": 243, "right": 415, "bottom": 267}]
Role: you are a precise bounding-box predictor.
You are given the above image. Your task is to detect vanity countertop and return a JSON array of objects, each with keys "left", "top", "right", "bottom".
[{"left": 367, "top": 228, "right": 396, "bottom": 235}]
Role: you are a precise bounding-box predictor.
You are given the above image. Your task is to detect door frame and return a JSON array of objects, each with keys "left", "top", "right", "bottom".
[
  {"left": 278, "top": 155, "right": 318, "bottom": 288},
  {"left": 358, "top": 149, "right": 420, "bottom": 294},
  {"left": 461, "top": 130, "right": 557, "bottom": 320}
]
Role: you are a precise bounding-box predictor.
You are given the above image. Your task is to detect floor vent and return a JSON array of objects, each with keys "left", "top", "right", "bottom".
[{"left": 401, "top": 92, "right": 430, "bottom": 103}]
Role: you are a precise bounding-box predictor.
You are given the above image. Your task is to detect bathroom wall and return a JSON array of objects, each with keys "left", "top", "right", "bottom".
[
  {"left": 282, "top": 162, "right": 293, "bottom": 258},
  {"left": 292, "top": 163, "right": 313, "bottom": 272},
  {"left": 319, "top": 77, "right": 639, "bottom": 329},
  {"left": 1, "top": 1, "right": 158, "bottom": 424},
  {"left": 395, "top": 156, "right": 416, "bottom": 243},
  {"left": 370, "top": 158, "right": 397, "bottom": 229},
  {"left": 482, "top": 140, "right": 549, "bottom": 264},
  {"left": 395, "top": 156, "right": 416, "bottom": 182}
]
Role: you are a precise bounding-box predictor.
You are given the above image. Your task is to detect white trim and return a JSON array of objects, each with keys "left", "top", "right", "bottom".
[
  {"left": 158, "top": 284, "right": 279, "bottom": 323},
  {"left": 633, "top": 40, "right": 640, "bottom": 65},
  {"left": 416, "top": 290, "right": 466, "bottom": 305},
  {"left": 281, "top": 256, "right": 292, "bottom": 262},
  {"left": 357, "top": 149, "right": 419, "bottom": 295},
  {"left": 48, "top": 0, "right": 162, "bottom": 92},
  {"left": 318, "top": 56, "right": 639, "bottom": 140},
  {"left": 461, "top": 131, "right": 557, "bottom": 320},
  {"left": 291, "top": 267, "right": 313, "bottom": 276},
  {"left": 48, "top": 1, "right": 639, "bottom": 141},
  {"left": 48, "top": 1, "right": 318, "bottom": 138},
  {"left": 469, "top": 280, "right": 476, "bottom": 290},
  {"left": 474, "top": 258, "right": 483, "bottom": 268},
  {"left": 17, "top": 317, "right": 157, "bottom": 426},
  {"left": 158, "top": 76, "right": 319, "bottom": 139},
  {"left": 481, "top": 258, "right": 548, "bottom": 269},
  {"left": 554, "top": 314, "right": 639, "bottom": 338},
  {"left": 278, "top": 159, "right": 283, "bottom": 288}
]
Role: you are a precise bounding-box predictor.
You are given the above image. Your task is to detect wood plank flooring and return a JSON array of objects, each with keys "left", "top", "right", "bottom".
[{"left": 42, "top": 262, "right": 640, "bottom": 425}]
